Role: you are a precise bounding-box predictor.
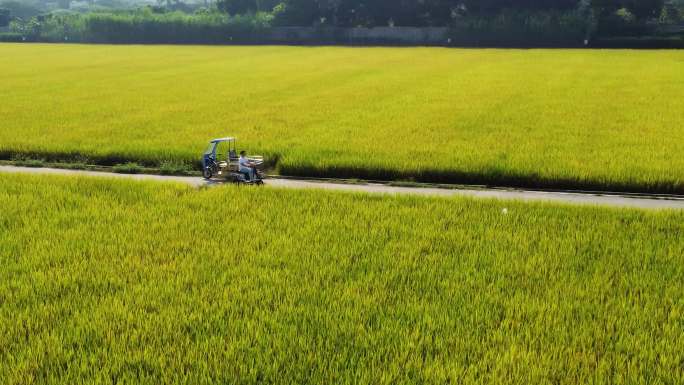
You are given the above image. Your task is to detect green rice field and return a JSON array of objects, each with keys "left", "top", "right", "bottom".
[
  {"left": 1, "top": 44, "right": 683, "bottom": 192},
  {"left": 1, "top": 173, "right": 683, "bottom": 384}
]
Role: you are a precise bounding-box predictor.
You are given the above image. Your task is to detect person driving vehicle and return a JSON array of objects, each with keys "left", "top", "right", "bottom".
[{"left": 238, "top": 150, "right": 257, "bottom": 181}]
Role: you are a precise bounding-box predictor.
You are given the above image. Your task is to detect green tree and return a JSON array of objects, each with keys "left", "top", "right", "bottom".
[
  {"left": 462, "top": 0, "right": 578, "bottom": 15},
  {"left": 591, "top": 0, "right": 664, "bottom": 19},
  {"left": 272, "top": 0, "right": 320, "bottom": 25},
  {"left": 0, "top": 8, "right": 9, "bottom": 27},
  {"left": 217, "top": 0, "right": 281, "bottom": 14},
  {"left": 625, "top": 0, "right": 664, "bottom": 18},
  {"left": 0, "top": 0, "right": 42, "bottom": 19},
  {"left": 217, "top": 0, "right": 257, "bottom": 14}
]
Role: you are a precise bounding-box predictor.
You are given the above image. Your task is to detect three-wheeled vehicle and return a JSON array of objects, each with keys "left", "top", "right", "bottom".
[{"left": 202, "top": 137, "right": 264, "bottom": 185}]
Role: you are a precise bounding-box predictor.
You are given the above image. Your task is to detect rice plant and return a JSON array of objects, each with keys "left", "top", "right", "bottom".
[
  {"left": 1, "top": 173, "right": 683, "bottom": 384},
  {"left": 0, "top": 44, "right": 683, "bottom": 193}
]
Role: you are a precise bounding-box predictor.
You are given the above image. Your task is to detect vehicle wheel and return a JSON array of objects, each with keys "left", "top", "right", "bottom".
[{"left": 203, "top": 168, "right": 213, "bottom": 179}]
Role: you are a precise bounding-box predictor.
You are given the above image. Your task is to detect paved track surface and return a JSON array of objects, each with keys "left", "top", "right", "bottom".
[{"left": 2, "top": 165, "right": 683, "bottom": 210}]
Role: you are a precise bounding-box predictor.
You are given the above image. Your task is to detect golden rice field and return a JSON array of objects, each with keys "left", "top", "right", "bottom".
[
  {"left": 1, "top": 173, "right": 683, "bottom": 384},
  {"left": 1, "top": 44, "right": 683, "bottom": 192}
]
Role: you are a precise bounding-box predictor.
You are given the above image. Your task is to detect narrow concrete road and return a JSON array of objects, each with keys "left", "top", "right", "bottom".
[
  {"left": 2, "top": 165, "right": 683, "bottom": 210},
  {"left": 0, "top": 165, "right": 207, "bottom": 186}
]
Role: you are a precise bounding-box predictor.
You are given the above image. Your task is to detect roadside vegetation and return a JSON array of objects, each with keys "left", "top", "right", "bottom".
[
  {"left": 1, "top": 173, "right": 682, "bottom": 384},
  {"left": 112, "top": 162, "right": 142, "bottom": 174},
  {"left": 1, "top": 44, "right": 683, "bottom": 193}
]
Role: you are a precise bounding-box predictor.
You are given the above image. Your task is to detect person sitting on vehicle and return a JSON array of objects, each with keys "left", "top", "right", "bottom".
[{"left": 239, "top": 150, "right": 257, "bottom": 181}]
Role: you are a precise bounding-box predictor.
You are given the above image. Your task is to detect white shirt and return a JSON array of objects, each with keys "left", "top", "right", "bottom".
[{"left": 239, "top": 156, "right": 251, "bottom": 171}]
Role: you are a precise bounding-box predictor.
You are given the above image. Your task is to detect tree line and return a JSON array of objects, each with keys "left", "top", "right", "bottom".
[
  {"left": 217, "top": 0, "right": 676, "bottom": 27},
  {"left": 1, "top": 0, "right": 682, "bottom": 46}
]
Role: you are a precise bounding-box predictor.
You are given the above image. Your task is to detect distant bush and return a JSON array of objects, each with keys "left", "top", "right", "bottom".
[
  {"left": 82, "top": 10, "right": 272, "bottom": 44},
  {"left": 6, "top": 9, "right": 273, "bottom": 44},
  {"left": 59, "top": 162, "right": 88, "bottom": 170},
  {"left": 39, "top": 12, "right": 87, "bottom": 42},
  {"left": 12, "top": 157, "right": 45, "bottom": 168},
  {"left": 448, "top": 9, "right": 588, "bottom": 47},
  {"left": 159, "top": 161, "right": 193, "bottom": 175},
  {"left": 0, "top": 32, "right": 22, "bottom": 41},
  {"left": 591, "top": 35, "right": 684, "bottom": 48},
  {"left": 596, "top": 8, "right": 656, "bottom": 37},
  {"left": 113, "top": 162, "right": 142, "bottom": 174}
]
